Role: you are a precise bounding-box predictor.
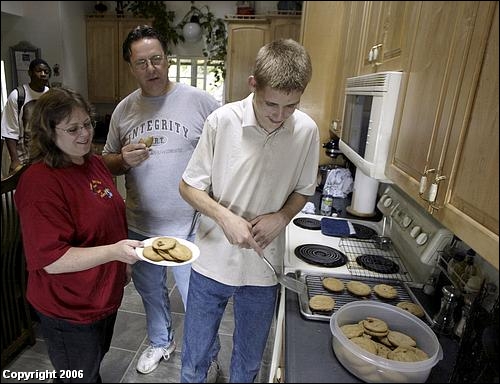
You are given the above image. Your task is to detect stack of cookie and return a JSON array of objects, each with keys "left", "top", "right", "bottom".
[
  {"left": 340, "top": 316, "right": 429, "bottom": 362},
  {"left": 331, "top": 300, "right": 441, "bottom": 383},
  {"left": 142, "top": 237, "right": 192, "bottom": 263}
]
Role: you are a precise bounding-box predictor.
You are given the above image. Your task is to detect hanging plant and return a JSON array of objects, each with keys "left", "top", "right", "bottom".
[
  {"left": 123, "top": 1, "right": 182, "bottom": 54},
  {"left": 177, "top": 4, "right": 228, "bottom": 84}
]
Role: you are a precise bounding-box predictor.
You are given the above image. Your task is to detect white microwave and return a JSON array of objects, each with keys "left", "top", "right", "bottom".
[{"left": 339, "top": 71, "right": 402, "bottom": 181}]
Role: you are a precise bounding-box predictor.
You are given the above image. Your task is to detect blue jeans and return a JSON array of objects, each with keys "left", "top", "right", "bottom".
[
  {"left": 129, "top": 230, "right": 192, "bottom": 348},
  {"left": 181, "top": 270, "right": 279, "bottom": 383}
]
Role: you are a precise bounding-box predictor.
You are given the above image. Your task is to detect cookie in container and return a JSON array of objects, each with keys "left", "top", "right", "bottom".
[{"left": 330, "top": 301, "right": 442, "bottom": 383}]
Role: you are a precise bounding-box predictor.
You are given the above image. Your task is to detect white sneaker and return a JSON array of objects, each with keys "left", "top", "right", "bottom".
[
  {"left": 136, "top": 341, "right": 176, "bottom": 374},
  {"left": 206, "top": 360, "right": 221, "bottom": 383}
]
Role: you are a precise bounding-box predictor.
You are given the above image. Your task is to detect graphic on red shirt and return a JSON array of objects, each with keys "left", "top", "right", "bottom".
[{"left": 90, "top": 179, "right": 113, "bottom": 199}]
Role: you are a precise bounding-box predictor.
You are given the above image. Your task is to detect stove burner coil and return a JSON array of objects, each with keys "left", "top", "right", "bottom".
[
  {"left": 356, "top": 254, "right": 400, "bottom": 274},
  {"left": 293, "top": 217, "right": 321, "bottom": 230},
  {"left": 295, "top": 244, "right": 347, "bottom": 268},
  {"left": 350, "top": 223, "right": 377, "bottom": 240}
]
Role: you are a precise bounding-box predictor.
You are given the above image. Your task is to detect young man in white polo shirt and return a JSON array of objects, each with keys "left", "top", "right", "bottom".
[{"left": 179, "top": 38, "right": 320, "bottom": 383}]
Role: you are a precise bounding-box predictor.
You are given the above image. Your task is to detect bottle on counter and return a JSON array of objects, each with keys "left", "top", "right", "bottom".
[
  {"left": 320, "top": 186, "right": 334, "bottom": 216},
  {"left": 460, "top": 249, "right": 478, "bottom": 284},
  {"left": 447, "top": 251, "right": 467, "bottom": 288},
  {"left": 423, "top": 267, "right": 441, "bottom": 296},
  {"left": 454, "top": 293, "right": 474, "bottom": 338}
]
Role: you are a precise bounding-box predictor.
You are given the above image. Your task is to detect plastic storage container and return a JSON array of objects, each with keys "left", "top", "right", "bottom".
[{"left": 330, "top": 301, "right": 443, "bottom": 383}]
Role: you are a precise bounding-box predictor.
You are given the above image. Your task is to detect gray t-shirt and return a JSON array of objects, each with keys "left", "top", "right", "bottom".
[{"left": 103, "top": 83, "right": 219, "bottom": 238}]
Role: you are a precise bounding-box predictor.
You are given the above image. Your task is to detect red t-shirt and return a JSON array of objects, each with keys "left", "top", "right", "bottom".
[{"left": 15, "top": 155, "right": 128, "bottom": 324}]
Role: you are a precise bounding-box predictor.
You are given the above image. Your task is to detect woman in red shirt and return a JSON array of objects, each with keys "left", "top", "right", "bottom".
[{"left": 14, "top": 87, "right": 142, "bottom": 383}]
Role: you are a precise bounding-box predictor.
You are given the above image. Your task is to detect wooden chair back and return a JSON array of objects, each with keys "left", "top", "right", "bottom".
[{"left": 1, "top": 164, "right": 35, "bottom": 368}]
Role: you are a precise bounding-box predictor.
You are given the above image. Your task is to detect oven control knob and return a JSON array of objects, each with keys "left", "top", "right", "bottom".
[
  {"left": 402, "top": 215, "right": 412, "bottom": 228},
  {"left": 410, "top": 226, "right": 421, "bottom": 238},
  {"left": 383, "top": 197, "right": 393, "bottom": 208},
  {"left": 416, "top": 232, "right": 429, "bottom": 246}
]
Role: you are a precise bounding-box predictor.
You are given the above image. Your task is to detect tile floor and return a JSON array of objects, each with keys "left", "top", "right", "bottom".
[{"left": 2, "top": 269, "right": 275, "bottom": 383}]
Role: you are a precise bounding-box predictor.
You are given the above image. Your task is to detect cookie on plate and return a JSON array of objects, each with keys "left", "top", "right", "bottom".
[
  {"left": 142, "top": 246, "right": 164, "bottom": 262},
  {"left": 152, "top": 237, "right": 177, "bottom": 251},
  {"left": 168, "top": 243, "right": 192, "bottom": 262},
  {"left": 322, "top": 277, "right": 344, "bottom": 292}
]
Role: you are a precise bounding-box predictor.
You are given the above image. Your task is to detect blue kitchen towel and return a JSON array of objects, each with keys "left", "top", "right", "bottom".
[{"left": 321, "top": 218, "right": 356, "bottom": 237}]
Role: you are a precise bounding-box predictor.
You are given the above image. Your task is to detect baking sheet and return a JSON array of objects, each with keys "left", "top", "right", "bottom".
[{"left": 294, "top": 271, "right": 431, "bottom": 323}]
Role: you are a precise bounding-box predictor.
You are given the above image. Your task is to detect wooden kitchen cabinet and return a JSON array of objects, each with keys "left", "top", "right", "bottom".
[
  {"left": 354, "top": 1, "right": 420, "bottom": 75},
  {"left": 299, "top": 1, "right": 350, "bottom": 164},
  {"left": 268, "top": 13, "right": 301, "bottom": 41},
  {"left": 224, "top": 17, "right": 270, "bottom": 103},
  {"left": 329, "top": 1, "right": 365, "bottom": 138},
  {"left": 86, "top": 16, "right": 150, "bottom": 103},
  {"left": 325, "top": 1, "right": 419, "bottom": 139},
  {"left": 386, "top": 2, "right": 499, "bottom": 268},
  {"left": 224, "top": 14, "right": 301, "bottom": 103}
]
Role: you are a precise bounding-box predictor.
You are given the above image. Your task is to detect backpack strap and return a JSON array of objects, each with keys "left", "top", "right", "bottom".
[{"left": 16, "top": 85, "right": 25, "bottom": 118}]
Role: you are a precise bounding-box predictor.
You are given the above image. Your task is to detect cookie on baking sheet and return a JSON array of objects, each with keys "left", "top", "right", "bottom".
[
  {"left": 396, "top": 301, "right": 425, "bottom": 318},
  {"left": 373, "top": 283, "right": 398, "bottom": 299},
  {"left": 346, "top": 281, "right": 371, "bottom": 296},
  {"left": 309, "top": 295, "right": 335, "bottom": 312},
  {"left": 322, "top": 277, "right": 345, "bottom": 292}
]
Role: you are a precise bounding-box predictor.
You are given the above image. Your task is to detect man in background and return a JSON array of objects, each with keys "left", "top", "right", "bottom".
[{"left": 1, "top": 58, "right": 51, "bottom": 174}]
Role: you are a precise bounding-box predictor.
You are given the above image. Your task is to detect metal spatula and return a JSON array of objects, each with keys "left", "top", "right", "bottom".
[{"left": 257, "top": 251, "right": 307, "bottom": 295}]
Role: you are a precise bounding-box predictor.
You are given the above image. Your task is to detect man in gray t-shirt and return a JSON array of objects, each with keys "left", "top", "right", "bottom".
[{"left": 102, "top": 25, "right": 219, "bottom": 375}]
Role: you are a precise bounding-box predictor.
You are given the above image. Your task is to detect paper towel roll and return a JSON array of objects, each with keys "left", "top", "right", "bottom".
[{"left": 347, "top": 168, "right": 379, "bottom": 217}]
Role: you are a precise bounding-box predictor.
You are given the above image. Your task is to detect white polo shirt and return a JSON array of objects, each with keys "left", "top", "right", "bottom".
[{"left": 182, "top": 93, "right": 320, "bottom": 286}]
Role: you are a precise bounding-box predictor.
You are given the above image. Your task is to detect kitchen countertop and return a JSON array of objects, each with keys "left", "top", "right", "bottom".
[{"left": 284, "top": 285, "right": 460, "bottom": 383}]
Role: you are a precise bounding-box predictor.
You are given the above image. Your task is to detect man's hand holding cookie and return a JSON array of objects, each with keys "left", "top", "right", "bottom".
[
  {"left": 139, "top": 136, "right": 154, "bottom": 148},
  {"left": 121, "top": 138, "right": 152, "bottom": 169}
]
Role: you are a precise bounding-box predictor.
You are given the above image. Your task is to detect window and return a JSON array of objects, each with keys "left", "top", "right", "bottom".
[{"left": 168, "top": 56, "right": 224, "bottom": 105}]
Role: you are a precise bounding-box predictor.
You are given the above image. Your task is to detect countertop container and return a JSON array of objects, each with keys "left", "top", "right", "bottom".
[{"left": 330, "top": 301, "right": 443, "bottom": 383}]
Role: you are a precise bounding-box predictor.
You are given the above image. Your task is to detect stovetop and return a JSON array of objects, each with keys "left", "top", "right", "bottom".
[
  {"left": 285, "top": 185, "right": 454, "bottom": 284},
  {"left": 285, "top": 212, "right": 413, "bottom": 280}
]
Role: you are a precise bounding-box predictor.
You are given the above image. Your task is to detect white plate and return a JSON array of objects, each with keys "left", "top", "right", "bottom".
[{"left": 136, "top": 237, "right": 200, "bottom": 266}]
